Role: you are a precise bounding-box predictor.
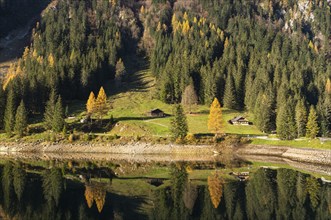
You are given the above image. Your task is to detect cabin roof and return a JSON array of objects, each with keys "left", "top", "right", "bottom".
[
  {"left": 230, "top": 116, "right": 247, "bottom": 122},
  {"left": 149, "top": 108, "right": 164, "bottom": 113}
]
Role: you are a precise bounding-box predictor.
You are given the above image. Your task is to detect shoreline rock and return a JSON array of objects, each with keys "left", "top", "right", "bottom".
[{"left": 0, "top": 142, "right": 330, "bottom": 167}]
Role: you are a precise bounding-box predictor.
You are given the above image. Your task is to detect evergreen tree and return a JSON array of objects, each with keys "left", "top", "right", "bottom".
[
  {"left": 170, "top": 104, "right": 188, "bottom": 139},
  {"left": 44, "top": 91, "right": 65, "bottom": 132},
  {"left": 4, "top": 88, "right": 15, "bottom": 136},
  {"left": 44, "top": 90, "right": 56, "bottom": 130},
  {"left": 181, "top": 80, "right": 198, "bottom": 113},
  {"left": 115, "top": 58, "right": 126, "bottom": 84},
  {"left": 254, "top": 86, "right": 276, "bottom": 133},
  {"left": 295, "top": 99, "right": 307, "bottom": 137},
  {"left": 306, "top": 106, "right": 319, "bottom": 139},
  {"left": 223, "top": 74, "right": 237, "bottom": 109},
  {"left": 14, "top": 100, "right": 28, "bottom": 137},
  {"left": 208, "top": 98, "right": 223, "bottom": 135},
  {"left": 276, "top": 99, "right": 297, "bottom": 140},
  {"left": 318, "top": 95, "right": 331, "bottom": 137},
  {"left": 53, "top": 96, "right": 65, "bottom": 132},
  {"left": 0, "top": 84, "right": 5, "bottom": 130},
  {"left": 86, "top": 91, "right": 96, "bottom": 114}
]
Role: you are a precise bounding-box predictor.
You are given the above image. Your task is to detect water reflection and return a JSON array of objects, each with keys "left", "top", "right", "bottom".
[{"left": 0, "top": 160, "right": 329, "bottom": 220}]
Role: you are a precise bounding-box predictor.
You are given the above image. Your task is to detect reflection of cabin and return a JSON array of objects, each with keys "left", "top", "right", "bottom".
[
  {"left": 147, "top": 109, "right": 166, "bottom": 117},
  {"left": 229, "top": 116, "right": 250, "bottom": 125},
  {"left": 230, "top": 172, "right": 250, "bottom": 181}
]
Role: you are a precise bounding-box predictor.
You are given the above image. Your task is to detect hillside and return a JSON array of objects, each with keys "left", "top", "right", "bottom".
[{"left": 0, "top": 0, "right": 330, "bottom": 143}]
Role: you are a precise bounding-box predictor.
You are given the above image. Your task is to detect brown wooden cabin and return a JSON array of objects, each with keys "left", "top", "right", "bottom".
[
  {"left": 229, "top": 116, "right": 250, "bottom": 125},
  {"left": 147, "top": 108, "right": 166, "bottom": 117}
]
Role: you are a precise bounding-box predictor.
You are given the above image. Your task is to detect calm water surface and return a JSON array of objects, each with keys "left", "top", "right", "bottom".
[{"left": 0, "top": 158, "right": 329, "bottom": 220}]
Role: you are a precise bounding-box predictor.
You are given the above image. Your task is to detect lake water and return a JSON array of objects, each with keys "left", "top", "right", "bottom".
[{"left": 0, "top": 157, "right": 329, "bottom": 220}]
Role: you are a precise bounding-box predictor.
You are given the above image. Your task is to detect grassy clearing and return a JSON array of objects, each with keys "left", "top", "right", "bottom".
[{"left": 251, "top": 138, "right": 331, "bottom": 150}]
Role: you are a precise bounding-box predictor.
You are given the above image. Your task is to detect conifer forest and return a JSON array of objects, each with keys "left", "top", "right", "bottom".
[{"left": 0, "top": 0, "right": 330, "bottom": 140}]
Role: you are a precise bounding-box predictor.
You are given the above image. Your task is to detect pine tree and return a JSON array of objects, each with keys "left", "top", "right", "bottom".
[
  {"left": 170, "top": 104, "right": 188, "bottom": 140},
  {"left": 115, "top": 58, "right": 126, "bottom": 84},
  {"left": 86, "top": 91, "right": 96, "bottom": 114},
  {"left": 4, "top": 88, "right": 15, "bottom": 136},
  {"left": 95, "top": 87, "right": 108, "bottom": 120},
  {"left": 295, "top": 99, "right": 307, "bottom": 137},
  {"left": 276, "top": 99, "right": 297, "bottom": 140},
  {"left": 44, "top": 90, "right": 56, "bottom": 130},
  {"left": 306, "top": 106, "right": 319, "bottom": 139},
  {"left": 53, "top": 96, "right": 65, "bottom": 132},
  {"left": 254, "top": 86, "right": 276, "bottom": 133},
  {"left": 14, "top": 100, "right": 28, "bottom": 137},
  {"left": 223, "top": 74, "right": 237, "bottom": 109},
  {"left": 181, "top": 80, "right": 198, "bottom": 113},
  {"left": 44, "top": 91, "right": 65, "bottom": 132},
  {"left": 208, "top": 98, "right": 223, "bottom": 135},
  {"left": 0, "top": 84, "right": 5, "bottom": 130}
]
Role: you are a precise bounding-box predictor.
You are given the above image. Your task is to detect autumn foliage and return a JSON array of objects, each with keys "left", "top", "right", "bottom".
[
  {"left": 208, "top": 98, "right": 223, "bottom": 135},
  {"left": 84, "top": 183, "right": 107, "bottom": 213},
  {"left": 207, "top": 172, "right": 224, "bottom": 208}
]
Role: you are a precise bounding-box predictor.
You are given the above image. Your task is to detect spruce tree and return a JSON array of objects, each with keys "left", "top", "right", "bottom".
[
  {"left": 115, "top": 58, "right": 126, "bottom": 84},
  {"left": 254, "top": 85, "right": 276, "bottom": 133},
  {"left": 170, "top": 104, "right": 188, "bottom": 140},
  {"left": 4, "top": 88, "right": 15, "bottom": 136},
  {"left": 208, "top": 98, "right": 223, "bottom": 135},
  {"left": 318, "top": 95, "right": 331, "bottom": 136},
  {"left": 295, "top": 99, "right": 307, "bottom": 137},
  {"left": 306, "top": 106, "right": 319, "bottom": 139},
  {"left": 44, "top": 90, "right": 56, "bottom": 130},
  {"left": 0, "top": 84, "right": 5, "bottom": 130},
  {"left": 53, "top": 96, "right": 65, "bottom": 132},
  {"left": 14, "top": 100, "right": 28, "bottom": 137},
  {"left": 181, "top": 79, "right": 198, "bottom": 113},
  {"left": 276, "top": 99, "right": 297, "bottom": 140},
  {"left": 223, "top": 74, "right": 237, "bottom": 109}
]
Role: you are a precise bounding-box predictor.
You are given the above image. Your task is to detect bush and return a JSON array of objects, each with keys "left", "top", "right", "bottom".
[{"left": 185, "top": 133, "right": 196, "bottom": 143}]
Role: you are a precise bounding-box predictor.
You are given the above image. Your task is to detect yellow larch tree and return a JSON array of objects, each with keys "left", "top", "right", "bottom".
[
  {"left": 140, "top": 5, "right": 145, "bottom": 14},
  {"left": 85, "top": 185, "right": 94, "bottom": 208},
  {"left": 326, "top": 78, "right": 331, "bottom": 94},
  {"left": 48, "top": 53, "right": 55, "bottom": 67},
  {"left": 208, "top": 98, "right": 223, "bottom": 135},
  {"left": 224, "top": 37, "right": 229, "bottom": 49},
  {"left": 182, "top": 20, "right": 190, "bottom": 35},
  {"left": 94, "top": 186, "right": 106, "bottom": 213},
  {"left": 86, "top": 91, "right": 96, "bottom": 114},
  {"left": 207, "top": 172, "right": 224, "bottom": 208},
  {"left": 23, "top": 47, "right": 30, "bottom": 61},
  {"left": 95, "top": 87, "right": 108, "bottom": 119}
]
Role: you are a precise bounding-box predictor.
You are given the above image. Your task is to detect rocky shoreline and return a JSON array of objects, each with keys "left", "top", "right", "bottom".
[{"left": 0, "top": 142, "right": 330, "bottom": 166}]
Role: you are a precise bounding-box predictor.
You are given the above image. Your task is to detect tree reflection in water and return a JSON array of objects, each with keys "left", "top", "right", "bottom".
[{"left": 0, "top": 160, "right": 328, "bottom": 220}]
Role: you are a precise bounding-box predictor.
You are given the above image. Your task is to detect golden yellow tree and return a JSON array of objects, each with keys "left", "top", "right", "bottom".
[
  {"left": 140, "top": 5, "right": 145, "bottom": 14},
  {"left": 325, "top": 78, "right": 331, "bottom": 94},
  {"left": 182, "top": 20, "right": 190, "bottom": 35},
  {"left": 48, "top": 53, "right": 55, "bottom": 67},
  {"left": 95, "top": 87, "right": 108, "bottom": 119},
  {"left": 23, "top": 47, "right": 30, "bottom": 61},
  {"left": 86, "top": 91, "right": 96, "bottom": 114},
  {"left": 85, "top": 185, "right": 94, "bottom": 208},
  {"left": 208, "top": 98, "right": 223, "bottom": 135},
  {"left": 207, "top": 172, "right": 224, "bottom": 208},
  {"left": 94, "top": 186, "right": 106, "bottom": 213},
  {"left": 224, "top": 37, "right": 229, "bottom": 49}
]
